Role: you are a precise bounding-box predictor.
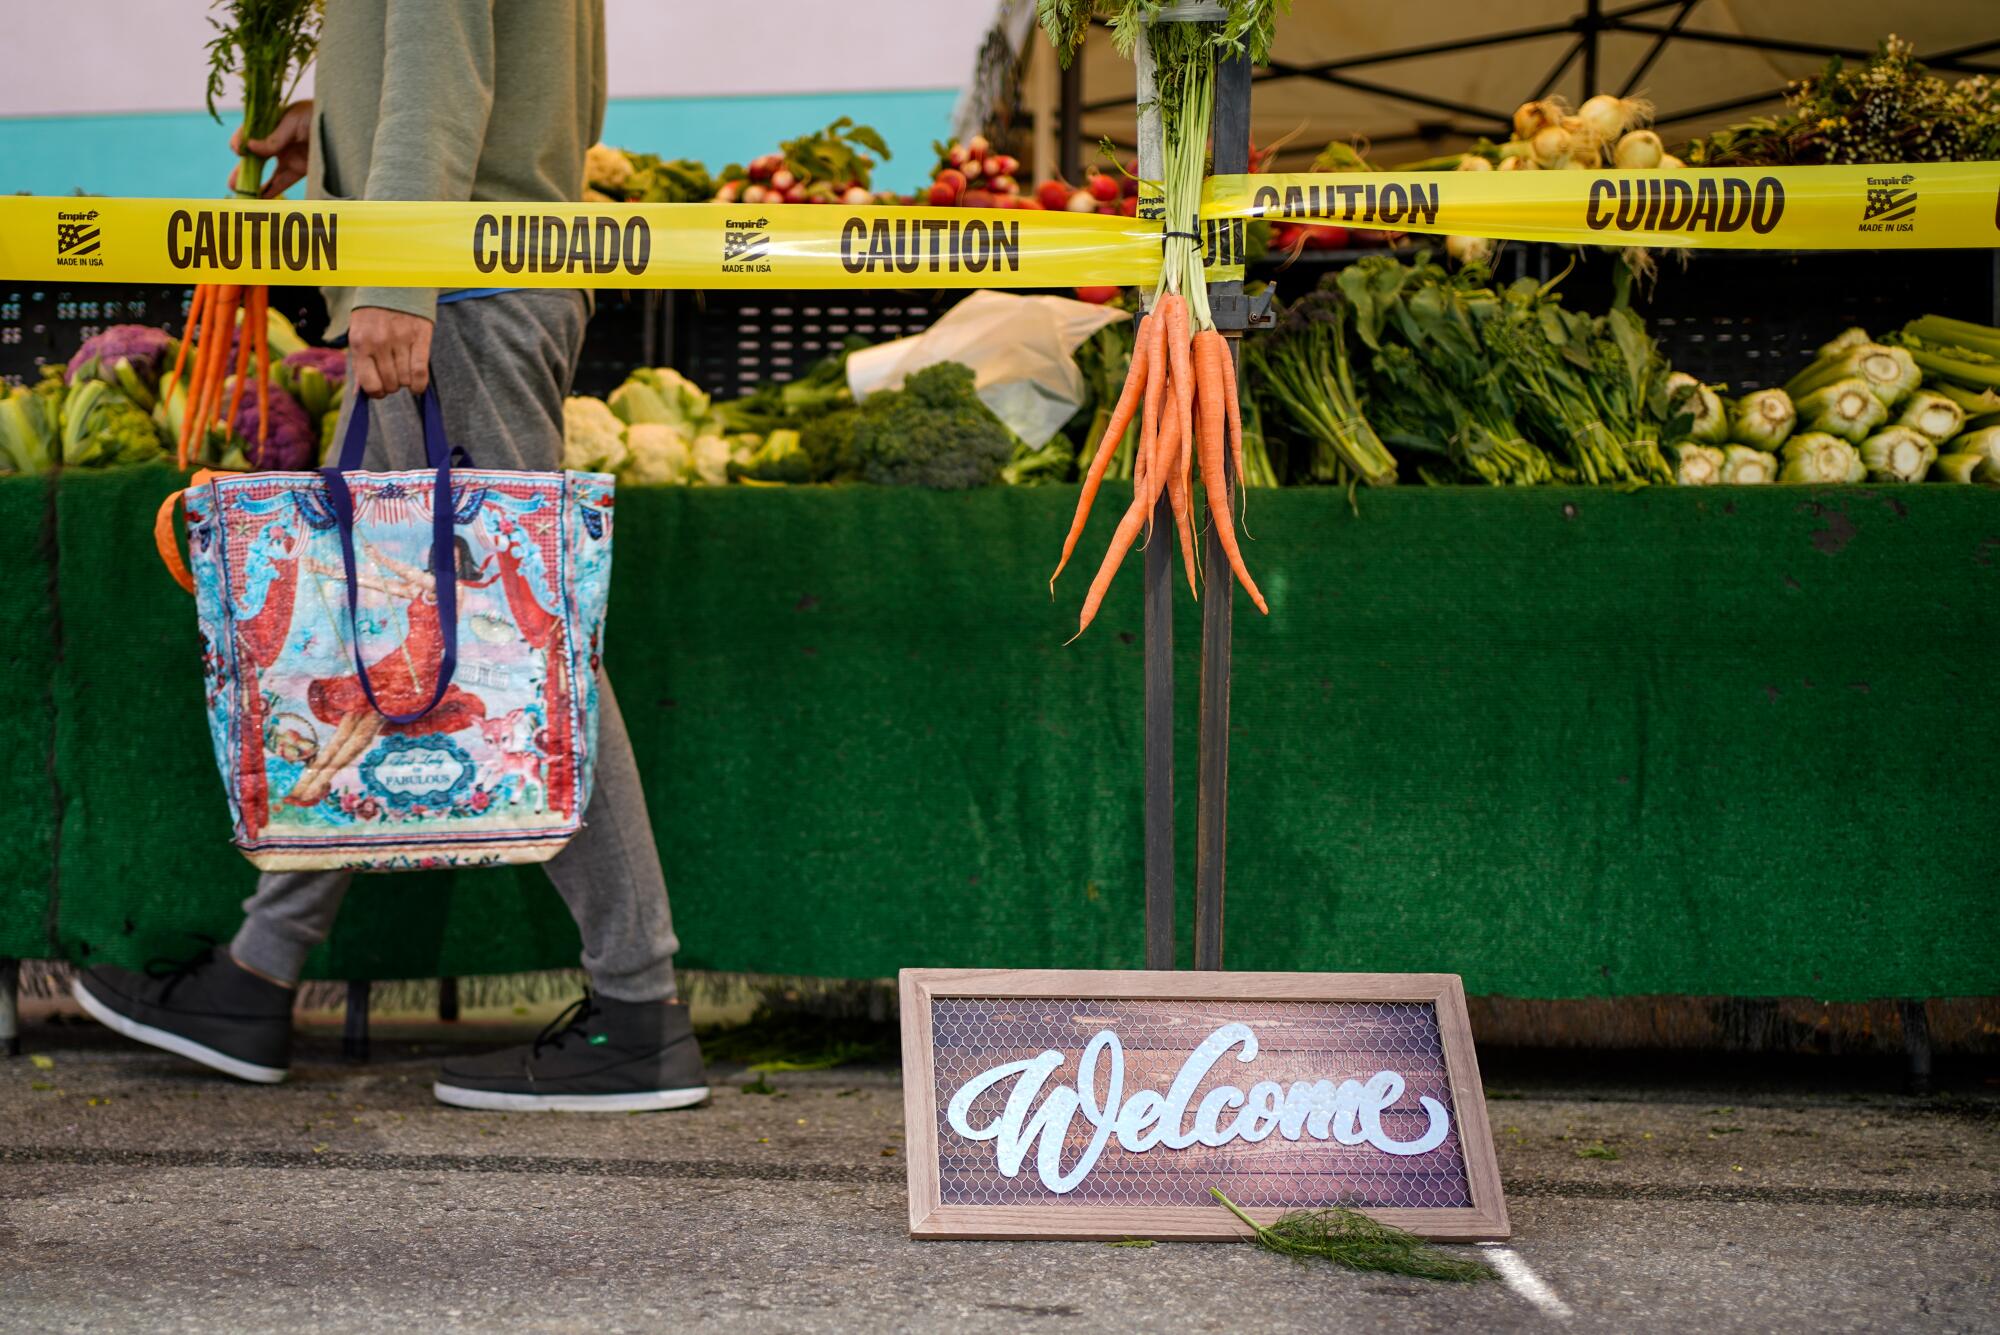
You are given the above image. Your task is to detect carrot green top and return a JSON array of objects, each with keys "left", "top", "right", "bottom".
[{"left": 308, "top": 0, "right": 607, "bottom": 337}]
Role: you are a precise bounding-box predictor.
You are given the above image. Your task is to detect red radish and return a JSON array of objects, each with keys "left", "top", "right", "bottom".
[
  {"left": 841, "top": 185, "right": 872, "bottom": 205},
  {"left": 1119, "top": 194, "right": 1139, "bottom": 216},
  {"left": 741, "top": 183, "right": 769, "bottom": 204},
  {"left": 986, "top": 174, "right": 1018, "bottom": 195},
  {"left": 962, "top": 188, "right": 996, "bottom": 209},
  {"left": 770, "top": 168, "right": 796, "bottom": 191},
  {"left": 967, "top": 134, "right": 990, "bottom": 157},
  {"left": 930, "top": 169, "right": 966, "bottom": 204},
  {"left": 1123, "top": 160, "right": 1140, "bottom": 196},
  {"left": 986, "top": 154, "right": 1019, "bottom": 177},
  {"left": 1087, "top": 172, "right": 1120, "bottom": 202},
  {"left": 1013, "top": 198, "right": 1045, "bottom": 209},
  {"left": 714, "top": 180, "right": 741, "bottom": 203},
  {"left": 782, "top": 184, "right": 806, "bottom": 204},
  {"left": 1035, "top": 179, "right": 1070, "bottom": 210},
  {"left": 965, "top": 159, "right": 987, "bottom": 181},
  {"left": 1066, "top": 189, "right": 1097, "bottom": 213},
  {"left": 947, "top": 144, "right": 970, "bottom": 167},
  {"left": 1073, "top": 286, "right": 1120, "bottom": 304},
  {"left": 748, "top": 155, "right": 776, "bottom": 181},
  {"left": 1096, "top": 203, "right": 1119, "bottom": 215}
]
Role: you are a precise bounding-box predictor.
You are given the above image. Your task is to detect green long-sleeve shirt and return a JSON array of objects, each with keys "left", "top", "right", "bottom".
[{"left": 307, "top": 0, "right": 607, "bottom": 337}]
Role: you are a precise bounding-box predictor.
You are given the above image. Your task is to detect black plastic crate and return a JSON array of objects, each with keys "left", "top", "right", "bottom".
[
  {"left": 665, "top": 290, "right": 969, "bottom": 399},
  {"left": 1, "top": 284, "right": 328, "bottom": 382}
]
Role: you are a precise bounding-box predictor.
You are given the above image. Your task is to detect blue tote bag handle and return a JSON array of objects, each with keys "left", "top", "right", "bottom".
[{"left": 318, "top": 388, "right": 465, "bottom": 726}]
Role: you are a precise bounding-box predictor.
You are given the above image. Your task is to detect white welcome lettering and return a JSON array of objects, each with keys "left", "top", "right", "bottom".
[{"left": 943, "top": 1022, "right": 1451, "bottom": 1195}]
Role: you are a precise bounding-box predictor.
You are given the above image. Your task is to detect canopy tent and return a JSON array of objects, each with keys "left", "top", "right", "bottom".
[{"left": 979, "top": 1, "right": 1999, "bottom": 174}]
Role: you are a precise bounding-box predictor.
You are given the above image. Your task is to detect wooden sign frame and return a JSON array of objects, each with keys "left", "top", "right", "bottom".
[{"left": 900, "top": 969, "right": 1508, "bottom": 1241}]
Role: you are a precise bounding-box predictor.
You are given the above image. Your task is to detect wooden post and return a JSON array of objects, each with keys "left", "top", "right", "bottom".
[
  {"left": 1135, "top": 28, "right": 1175, "bottom": 973},
  {"left": 1195, "top": 51, "right": 1253, "bottom": 972}
]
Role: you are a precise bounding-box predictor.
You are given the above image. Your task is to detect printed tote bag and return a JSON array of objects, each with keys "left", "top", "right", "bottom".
[{"left": 156, "top": 389, "right": 616, "bottom": 871}]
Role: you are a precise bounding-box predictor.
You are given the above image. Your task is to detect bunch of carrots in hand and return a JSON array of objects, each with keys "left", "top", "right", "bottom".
[
  {"left": 1047, "top": 13, "right": 1269, "bottom": 641},
  {"left": 170, "top": 0, "right": 320, "bottom": 470}
]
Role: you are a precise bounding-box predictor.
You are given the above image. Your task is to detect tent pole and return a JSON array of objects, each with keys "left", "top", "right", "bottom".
[
  {"left": 1195, "top": 50, "right": 1251, "bottom": 973},
  {"left": 1135, "top": 27, "right": 1175, "bottom": 973}
]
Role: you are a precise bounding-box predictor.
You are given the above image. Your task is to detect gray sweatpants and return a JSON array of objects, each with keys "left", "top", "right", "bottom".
[{"left": 230, "top": 290, "right": 680, "bottom": 1002}]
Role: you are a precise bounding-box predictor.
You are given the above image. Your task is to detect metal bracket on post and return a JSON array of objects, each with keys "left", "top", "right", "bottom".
[{"left": 1195, "top": 50, "right": 1253, "bottom": 973}]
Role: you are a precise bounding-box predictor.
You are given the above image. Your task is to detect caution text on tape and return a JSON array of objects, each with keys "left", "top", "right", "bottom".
[{"left": 1202, "top": 162, "right": 2000, "bottom": 251}]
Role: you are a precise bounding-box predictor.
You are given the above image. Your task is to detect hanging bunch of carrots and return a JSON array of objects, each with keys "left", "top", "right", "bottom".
[
  {"left": 169, "top": 0, "right": 320, "bottom": 469},
  {"left": 1041, "top": 1, "right": 1284, "bottom": 639}
]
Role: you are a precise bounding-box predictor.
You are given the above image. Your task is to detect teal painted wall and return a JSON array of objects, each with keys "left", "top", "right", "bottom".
[{"left": 0, "top": 90, "right": 956, "bottom": 199}]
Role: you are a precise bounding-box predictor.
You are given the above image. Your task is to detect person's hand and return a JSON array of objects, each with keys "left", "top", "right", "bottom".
[
  {"left": 348, "top": 307, "right": 435, "bottom": 398},
  {"left": 230, "top": 100, "right": 314, "bottom": 198}
]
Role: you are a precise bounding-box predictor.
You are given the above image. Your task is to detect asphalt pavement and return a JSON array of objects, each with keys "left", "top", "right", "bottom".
[{"left": 3, "top": 1007, "right": 1996, "bottom": 1333}]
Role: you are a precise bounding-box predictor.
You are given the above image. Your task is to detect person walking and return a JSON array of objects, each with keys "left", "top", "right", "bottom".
[{"left": 72, "top": 0, "right": 708, "bottom": 1114}]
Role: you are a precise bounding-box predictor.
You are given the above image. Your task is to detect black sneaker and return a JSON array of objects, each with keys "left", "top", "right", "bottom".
[
  {"left": 72, "top": 943, "right": 293, "bottom": 1084},
  {"left": 433, "top": 994, "right": 709, "bottom": 1113}
]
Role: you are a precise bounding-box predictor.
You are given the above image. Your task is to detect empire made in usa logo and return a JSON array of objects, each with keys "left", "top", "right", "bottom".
[
  {"left": 55, "top": 210, "right": 104, "bottom": 268},
  {"left": 1861, "top": 176, "right": 1917, "bottom": 234},
  {"left": 721, "top": 216, "right": 772, "bottom": 273}
]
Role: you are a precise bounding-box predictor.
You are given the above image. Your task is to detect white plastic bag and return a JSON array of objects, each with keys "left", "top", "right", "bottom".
[{"left": 845, "top": 291, "right": 1130, "bottom": 447}]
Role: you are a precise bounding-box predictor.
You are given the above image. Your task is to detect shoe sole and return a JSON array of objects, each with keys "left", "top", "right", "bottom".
[
  {"left": 72, "top": 978, "right": 289, "bottom": 1085},
  {"left": 430, "top": 1082, "right": 711, "bottom": 1113}
]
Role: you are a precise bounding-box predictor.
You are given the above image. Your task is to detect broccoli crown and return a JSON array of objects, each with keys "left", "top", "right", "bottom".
[
  {"left": 799, "top": 407, "right": 860, "bottom": 481},
  {"left": 850, "top": 361, "right": 1013, "bottom": 489}
]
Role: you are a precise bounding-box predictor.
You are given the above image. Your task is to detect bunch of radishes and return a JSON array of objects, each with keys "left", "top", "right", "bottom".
[
  {"left": 712, "top": 117, "right": 895, "bottom": 207},
  {"left": 717, "top": 154, "right": 875, "bottom": 207},
  {"left": 922, "top": 137, "right": 1141, "bottom": 217}
]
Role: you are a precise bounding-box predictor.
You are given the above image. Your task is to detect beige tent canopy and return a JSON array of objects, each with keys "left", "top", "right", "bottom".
[{"left": 983, "top": 1, "right": 1998, "bottom": 174}]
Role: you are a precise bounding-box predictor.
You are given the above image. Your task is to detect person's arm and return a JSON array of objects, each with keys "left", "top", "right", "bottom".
[{"left": 350, "top": 0, "right": 498, "bottom": 395}]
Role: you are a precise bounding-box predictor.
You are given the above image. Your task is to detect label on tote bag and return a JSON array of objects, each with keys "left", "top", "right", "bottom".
[{"left": 182, "top": 467, "right": 615, "bottom": 871}]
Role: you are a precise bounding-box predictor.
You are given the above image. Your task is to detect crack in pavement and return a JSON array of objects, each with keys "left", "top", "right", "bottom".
[{"left": 4, "top": 1144, "right": 1996, "bottom": 1212}]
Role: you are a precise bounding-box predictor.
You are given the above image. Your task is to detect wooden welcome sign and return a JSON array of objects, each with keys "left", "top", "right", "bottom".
[{"left": 900, "top": 969, "right": 1508, "bottom": 1241}]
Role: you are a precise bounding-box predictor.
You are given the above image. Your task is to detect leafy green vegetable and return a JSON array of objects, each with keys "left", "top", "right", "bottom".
[
  {"left": 850, "top": 362, "right": 1014, "bottom": 490},
  {"left": 203, "top": 0, "right": 321, "bottom": 200},
  {"left": 730, "top": 428, "right": 814, "bottom": 484},
  {"left": 62, "top": 379, "right": 163, "bottom": 468}
]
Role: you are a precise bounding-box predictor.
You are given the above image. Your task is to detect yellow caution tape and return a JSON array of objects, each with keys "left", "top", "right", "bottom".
[
  {"left": 3, "top": 163, "right": 1990, "bottom": 293},
  {"left": 1202, "top": 162, "right": 2000, "bottom": 250},
  {"left": 1, "top": 198, "right": 1171, "bottom": 289}
]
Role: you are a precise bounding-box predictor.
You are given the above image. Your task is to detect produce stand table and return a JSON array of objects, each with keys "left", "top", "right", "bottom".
[{"left": 4, "top": 468, "right": 1994, "bottom": 1003}]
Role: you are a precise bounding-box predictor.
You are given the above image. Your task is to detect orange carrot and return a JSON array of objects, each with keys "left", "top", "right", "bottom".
[
  {"left": 178, "top": 287, "right": 225, "bottom": 464},
  {"left": 166, "top": 285, "right": 207, "bottom": 413},
  {"left": 251, "top": 287, "right": 271, "bottom": 450},
  {"left": 1193, "top": 329, "right": 1267, "bottom": 614},
  {"left": 1162, "top": 294, "right": 1195, "bottom": 505},
  {"left": 173, "top": 287, "right": 212, "bottom": 466},
  {"left": 1072, "top": 369, "right": 1176, "bottom": 639},
  {"left": 1051, "top": 311, "right": 1155, "bottom": 592},
  {"left": 1219, "top": 335, "right": 1244, "bottom": 493},
  {"left": 197, "top": 285, "right": 243, "bottom": 448},
  {"left": 222, "top": 290, "right": 256, "bottom": 442}
]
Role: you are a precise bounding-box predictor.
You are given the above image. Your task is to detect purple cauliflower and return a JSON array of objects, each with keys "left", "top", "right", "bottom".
[
  {"left": 66, "top": 324, "right": 176, "bottom": 411},
  {"left": 228, "top": 384, "right": 316, "bottom": 471}
]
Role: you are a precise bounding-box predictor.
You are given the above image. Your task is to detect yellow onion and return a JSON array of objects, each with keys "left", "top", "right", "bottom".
[
  {"left": 1530, "top": 125, "right": 1573, "bottom": 168},
  {"left": 1660, "top": 152, "right": 1686, "bottom": 169},
  {"left": 1446, "top": 234, "right": 1494, "bottom": 266},
  {"left": 1512, "top": 98, "right": 1567, "bottom": 141},
  {"left": 1577, "top": 93, "right": 1654, "bottom": 144},
  {"left": 1496, "top": 154, "right": 1535, "bottom": 171},
  {"left": 1615, "top": 129, "right": 1664, "bottom": 169}
]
